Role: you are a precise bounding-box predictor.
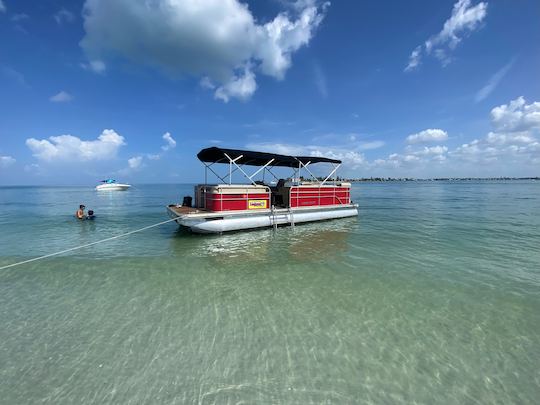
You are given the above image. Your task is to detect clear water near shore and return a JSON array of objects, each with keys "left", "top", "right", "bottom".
[{"left": 0, "top": 182, "right": 539, "bottom": 404}]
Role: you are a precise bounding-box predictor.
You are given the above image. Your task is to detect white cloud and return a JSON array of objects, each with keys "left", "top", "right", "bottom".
[
  {"left": 0, "top": 1, "right": 6, "bottom": 13},
  {"left": 405, "top": 46, "right": 422, "bottom": 72},
  {"left": 81, "top": 60, "right": 106, "bottom": 74},
  {"left": 242, "top": 98, "right": 539, "bottom": 178},
  {"left": 161, "top": 132, "right": 177, "bottom": 151},
  {"left": 54, "top": 8, "right": 75, "bottom": 24},
  {"left": 49, "top": 90, "right": 73, "bottom": 103},
  {"left": 375, "top": 144, "right": 449, "bottom": 170},
  {"left": 413, "top": 145, "right": 449, "bottom": 156},
  {"left": 490, "top": 97, "right": 540, "bottom": 132},
  {"left": 128, "top": 156, "right": 143, "bottom": 169},
  {"left": 405, "top": 0, "right": 487, "bottom": 71},
  {"left": 26, "top": 129, "right": 125, "bottom": 162},
  {"left": 406, "top": 129, "right": 448, "bottom": 144},
  {"left": 375, "top": 97, "right": 539, "bottom": 176},
  {"left": 475, "top": 59, "right": 514, "bottom": 103},
  {"left": 485, "top": 131, "right": 536, "bottom": 146},
  {"left": 214, "top": 67, "right": 257, "bottom": 102},
  {"left": 81, "top": 0, "right": 328, "bottom": 101},
  {"left": 0, "top": 155, "right": 16, "bottom": 168},
  {"left": 451, "top": 136, "right": 539, "bottom": 165}
]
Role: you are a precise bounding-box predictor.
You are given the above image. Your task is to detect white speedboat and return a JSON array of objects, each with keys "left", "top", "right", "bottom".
[{"left": 95, "top": 179, "right": 131, "bottom": 191}]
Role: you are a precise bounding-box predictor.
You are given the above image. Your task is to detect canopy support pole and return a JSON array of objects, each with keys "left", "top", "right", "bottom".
[
  {"left": 203, "top": 162, "right": 227, "bottom": 184},
  {"left": 224, "top": 153, "right": 261, "bottom": 185},
  {"left": 321, "top": 163, "right": 341, "bottom": 185},
  {"left": 248, "top": 159, "right": 275, "bottom": 181},
  {"left": 296, "top": 160, "right": 319, "bottom": 183},
  {"left": 265, "top": 167, "right": 279, "bottom": 181},
  {"left": 223, "top": 153, "right": 243, "bottom": 185}
]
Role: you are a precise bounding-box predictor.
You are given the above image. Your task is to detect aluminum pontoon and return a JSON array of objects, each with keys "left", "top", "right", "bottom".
[{"left": 167, "top": 147, "right": 358, "bottom": 233}]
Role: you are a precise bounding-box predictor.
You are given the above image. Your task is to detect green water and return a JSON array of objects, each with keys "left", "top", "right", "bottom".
[{"left": 1, "top": 182, "right": 539, "bottom": 403}]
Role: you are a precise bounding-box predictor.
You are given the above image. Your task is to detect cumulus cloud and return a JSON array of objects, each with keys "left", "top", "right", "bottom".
[
  {"left": 405, "top": 0, "right": 487, "bottom": 71},
  {"left": 0, "top": 155, "right": 16, "bottom": 168},
  {"left": 451, "top": 97, "right": 540, "bottom": 166},
  {"left": 451, "top": 136, "right": 539, "bottom": 165},
  {"left": 26, "top": 129, "right": 125, "bottom": 162},
  {"left": 128, "top": 156, "right": 143, "bottom": 169},
  {"left": 406, "top": 129, "right": 448, "bottom": 144},
  {"left": 81, "top": 0, "right": 328, "bottom": 101},
  {"left": 49, "top": 90, "right": 73, "bottom": 103},
  {"left": 254, "top": 98, "right": 539, "bottom": 177},
  {"left": 375, "top": 97, "right": 539, "bottom": 175},
  {"left": 375, "top": 144, "right": 449, "bottom": 170},
  {"left": 413, "top": 145, "right": 449, "bottom": 156},
  {"left": 214, "top": 67, "right": 257, "bottom": 102},
  {"left": 161, "top": 132, "right": 176, "bottom": 151},
  {"left": 54, "top": 8, "right": 75, "bottom": 25},
  {"left": 490, "top": 97, "right": 540, "bottom": 132},
  {"left": 130, "top": 132, "right": 177, "bottom": 166},
  {"left": 475, "top": 58, "right": 514, "bottom": 103}
]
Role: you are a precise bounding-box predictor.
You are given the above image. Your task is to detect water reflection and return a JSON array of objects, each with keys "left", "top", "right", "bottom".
[{"left": 169, "top": 218, "right": 357, "bottom": 265}]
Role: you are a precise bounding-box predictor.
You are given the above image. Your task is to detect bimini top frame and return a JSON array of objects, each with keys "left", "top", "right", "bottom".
[{"left": 197, "top": 147, "right": 342, "bottom": 186}]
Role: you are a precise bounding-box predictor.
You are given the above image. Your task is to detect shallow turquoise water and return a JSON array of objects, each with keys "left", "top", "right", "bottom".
[{"left": 0, "top": 182, "right": 539, "bottom": 404}]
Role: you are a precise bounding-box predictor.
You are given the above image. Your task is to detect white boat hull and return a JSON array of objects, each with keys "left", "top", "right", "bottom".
[
  {"left": 168, "top": 205, "right": 358, "bottom": 234},
  {"left": 96, "top": 184, "right": 131, "bottom": 191}
]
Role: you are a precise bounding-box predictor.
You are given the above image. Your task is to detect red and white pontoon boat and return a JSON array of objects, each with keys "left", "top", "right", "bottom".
[{"left": 167, "top": 147, "right": 358, "bottom": 233}]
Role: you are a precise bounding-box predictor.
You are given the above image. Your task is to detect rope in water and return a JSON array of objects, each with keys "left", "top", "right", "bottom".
[{"left": 0, "top": 217, "right": 180, "bottom": 270}]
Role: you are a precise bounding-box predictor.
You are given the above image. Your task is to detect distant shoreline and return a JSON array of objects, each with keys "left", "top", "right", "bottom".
[{"left": 344, "top": 177, "right": 540, "bottom": 182}]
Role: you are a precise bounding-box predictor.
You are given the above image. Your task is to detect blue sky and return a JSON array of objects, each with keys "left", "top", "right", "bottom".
[{"left": 0, "top": 0, "right": 539, "bottom": 185}]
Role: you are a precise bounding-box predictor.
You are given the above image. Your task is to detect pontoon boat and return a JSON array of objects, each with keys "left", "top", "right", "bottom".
[{"left": 167, "top": 147, "right": 358, "bottom": 234}]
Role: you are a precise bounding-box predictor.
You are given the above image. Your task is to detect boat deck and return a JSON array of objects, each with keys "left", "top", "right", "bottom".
[
  {"left": 168, "top": 203, "right": 357, "bottom": 219},
  {"left": 167, "top": 205, "right": 208, "bottom": 215}
]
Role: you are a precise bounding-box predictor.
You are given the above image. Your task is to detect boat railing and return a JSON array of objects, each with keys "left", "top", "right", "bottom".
[
  {"left": 194, "top": 182, "right": 350, "bottom": 212},
  {"left": 288, "top": 184, "right": 351, "bottom": 208},
  {"left": 196, "top": 184, "right": 271, "bottom": 211}
]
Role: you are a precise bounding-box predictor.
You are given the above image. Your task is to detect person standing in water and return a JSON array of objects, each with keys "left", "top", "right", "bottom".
[{"left": 76, "top": 204, "right": 86, "bottom": 220}]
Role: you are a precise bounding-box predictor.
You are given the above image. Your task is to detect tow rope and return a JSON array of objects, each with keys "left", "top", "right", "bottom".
[{"left": 0, "top": 217, "right": 179, "bottom": 270}]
